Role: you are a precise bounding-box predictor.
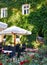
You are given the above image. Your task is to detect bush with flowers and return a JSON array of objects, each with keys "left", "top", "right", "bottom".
[
  {"left": 29, "top": 46, "right": 47, "bottom": 65},
  {"left": 0, "top": 46, "right": 47, "bottom": 65}
]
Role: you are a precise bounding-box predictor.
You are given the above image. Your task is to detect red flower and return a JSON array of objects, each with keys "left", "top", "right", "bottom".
[
  {"left": 0, "top": 63, "right": 2, "bottom": 65},
  {"left": 19, "top": 60, "right": 29, "bottom": 65},
  {"left": 20, "top": 61, "right": 24, "bottom": 65}
]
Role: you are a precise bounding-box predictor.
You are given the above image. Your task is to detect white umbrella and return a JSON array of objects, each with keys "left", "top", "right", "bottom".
[
  {"left": 0, "top": 22, "right": 8, "bottom": 43},
  {"left": 0, "top": 26, "right": 32, "bottom": 45},
  {"left": 0, "top": 22, "right": 8, "bottom": 30}
]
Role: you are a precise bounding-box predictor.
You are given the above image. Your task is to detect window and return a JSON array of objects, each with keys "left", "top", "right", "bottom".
[
  {"left": 22, "top": 4, "right": 30, "bottom": 15},
  {"left": 1, "top": 8, "right": 7, "bottom": 18}
]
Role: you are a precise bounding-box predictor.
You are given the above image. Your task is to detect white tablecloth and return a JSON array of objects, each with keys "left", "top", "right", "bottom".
[{"left": 3, "top": 50, "right": 12, "bottom": 53}]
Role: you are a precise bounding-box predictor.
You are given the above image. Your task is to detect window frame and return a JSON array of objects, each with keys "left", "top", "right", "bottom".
[
  {"left": 1, "top": 8, "right": 7, "bottom": 18},
  {"left": 22, "top": 4, "right": 30, "bottom": 15}
]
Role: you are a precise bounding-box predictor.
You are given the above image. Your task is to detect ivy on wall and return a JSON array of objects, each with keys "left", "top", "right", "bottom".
[{"left": 0, "top": 0, "right": 47, "bottom": 47}]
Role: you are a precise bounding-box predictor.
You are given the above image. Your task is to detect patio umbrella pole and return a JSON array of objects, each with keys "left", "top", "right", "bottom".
[{"left": 14, "top": 34, "right": 16, "bottom": 46}]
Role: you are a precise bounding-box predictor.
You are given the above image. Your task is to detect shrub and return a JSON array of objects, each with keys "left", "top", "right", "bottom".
[{"left": 29, "top": 46, "right": 47, "bottom": 65}]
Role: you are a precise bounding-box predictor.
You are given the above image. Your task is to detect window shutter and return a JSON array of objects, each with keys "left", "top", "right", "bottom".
[
  {"left": 1, "top": 8, "right": 7, "bottom": 18},
  {"left": 4, "top": 8, "right": 7, "bottom": 17},
  {"left": 1, "top": 8, "right": 3, "bottom": 18},
  {"left": 4, "top": 9, "right": 5, "bottom": 17},
  {"left": 0, "top": 9, "right": 1, "bottom": 18},
  {"left": 22, "top": 5, "right": 24, "bottom": 15}
]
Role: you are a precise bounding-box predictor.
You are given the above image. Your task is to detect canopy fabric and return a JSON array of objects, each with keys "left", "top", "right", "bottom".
[
  {"left": 0, "top": 22, "right": 8, "bottom": 30},
  {"left": 0, "top": 26, "right": 31, "bottom": 35},
  {"left": 0, "top": 26, "right": 31, "bottom": 45},
  {"left": 0, "top": 22, "right": 8, "bottom": 43}
]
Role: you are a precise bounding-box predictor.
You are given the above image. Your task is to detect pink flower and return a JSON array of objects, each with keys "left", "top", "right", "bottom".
[
  {"left": 24, "top": 60, "right": 29, "bottom": 63},
  {"left": 2, "top": 50, "right": 4, "bottom": 53}
]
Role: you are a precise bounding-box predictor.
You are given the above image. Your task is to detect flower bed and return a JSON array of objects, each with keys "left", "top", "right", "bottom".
[{"left": 25, "top": 48, "right": 38, "bottom": 52}]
